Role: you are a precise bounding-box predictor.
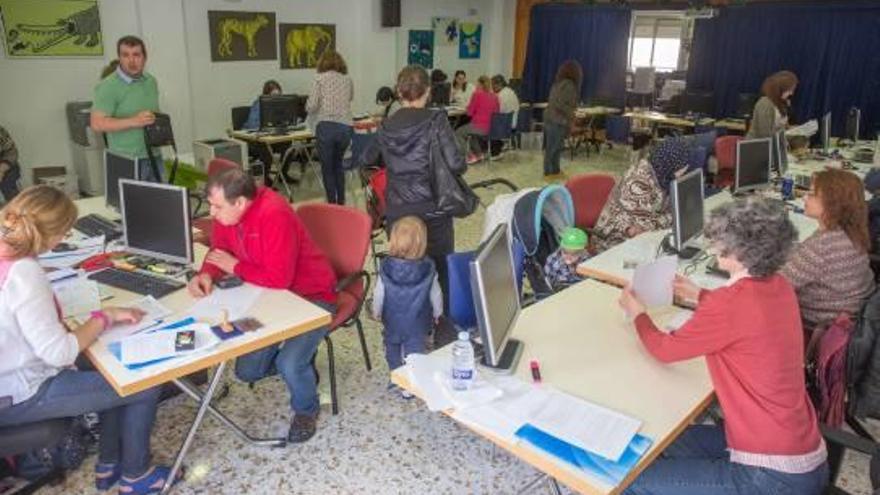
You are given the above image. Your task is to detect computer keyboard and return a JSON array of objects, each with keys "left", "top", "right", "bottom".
[
  {"left": 75, "top": 214, "right": 122, "bottom": 241},
  {"left": 88, "top": 268, "right": 184, "bottom": 298}
]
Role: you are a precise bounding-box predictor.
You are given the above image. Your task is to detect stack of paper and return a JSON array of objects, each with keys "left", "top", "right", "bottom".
[
  {"left": 100, "top": 295, "right": 173, "bottom": 342},
  {"left": 117, "top": 323, "right": 219, "bottom": 366},
  {"left": 52, "top": 276, "right": 101, "bottom": 318},
  {"left": 38, "top": 237, "right": 104, "bottom": 269},
  {"left": 186, "top": 283, "right": 263, "bottom": 322}
]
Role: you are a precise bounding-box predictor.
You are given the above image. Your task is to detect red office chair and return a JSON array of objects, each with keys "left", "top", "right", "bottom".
[
  {"left": 714, "top": 135, "right": 743, "bottom": 188},
  {"left": 192, "top": 158, "right": 241, "bottom": 245},
  {"left": 564, "top": 173, "right": 616, "bottom": 253},
  {"left": 296, "top": 203, "right": 372, "bottom": 415}
]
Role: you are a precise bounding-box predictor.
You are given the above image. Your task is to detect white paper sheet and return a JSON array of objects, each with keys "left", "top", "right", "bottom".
[
  {"left": 186, "top": 283, "right": 263, "bottom": 322},
  {"left": 119, "top": 323, "right": 219, "bottom": 365},
  {"left": 785, "top": 119, "right": 818, "bottom": 138},
  {"left": 100, "top": 296, "right": 173, "bottom": 342},
  {"left": 526, "top": 388, "right": 642, "bottom": 462},
  {"left": 52, "top": 277, "right": 101, "bottom": 318},
  {"left": 46, "top": 268, "right": 80, "bottom": 284},
  {"left": 631, "top": 256, "right": 677, "bottom": 307}
]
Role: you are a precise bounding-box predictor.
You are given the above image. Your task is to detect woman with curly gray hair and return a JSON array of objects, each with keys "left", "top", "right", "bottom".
[{"left": 618, "top": 196, "right": 827, "bottom": 495}]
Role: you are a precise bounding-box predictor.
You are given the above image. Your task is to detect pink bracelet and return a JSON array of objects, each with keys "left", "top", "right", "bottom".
[{"left": 90, "top": 310, "right": 110, "bottom": 330}]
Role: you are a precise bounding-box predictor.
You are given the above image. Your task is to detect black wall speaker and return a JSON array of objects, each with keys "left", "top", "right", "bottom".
[{"left": 381, "top": 0, "right": 401, "bottom": 27}]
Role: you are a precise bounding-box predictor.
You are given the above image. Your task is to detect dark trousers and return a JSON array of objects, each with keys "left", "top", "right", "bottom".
[
  {"left": 0, "top": 162, "right": 20, "bottom": 202},
  {"left": 316, "top": 121, "right": 352, "bottom": 205},
  {"left": 0, "top": 369, "right": 161, "bottom": 478},
  {"left": 543, "top": 121, "right": 567, "bottom": 175},
  {"left": 384, "top": 327, "right": 428, "bottom": 370}
]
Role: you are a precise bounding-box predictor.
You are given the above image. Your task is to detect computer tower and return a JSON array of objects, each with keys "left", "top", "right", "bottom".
[
  {"left": 66, "top": 100, "right": 104, "bottom": 196},
  {"left": 192, "top": 139, "right": 249, "bottom": 171}
]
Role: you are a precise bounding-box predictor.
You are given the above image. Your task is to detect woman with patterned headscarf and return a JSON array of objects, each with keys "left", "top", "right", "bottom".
[{"left": 593, "top": 137, "right": 692, "bottom": 252}]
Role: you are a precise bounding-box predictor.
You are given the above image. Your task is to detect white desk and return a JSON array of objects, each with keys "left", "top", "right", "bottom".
[
  {"left": 392, "top": 280, "right": 714, "bottom": 495},
  {"left": 577, "top": 190, "right": 819, "bottom": 290},
  {"left": 74, "top": 197, "right": 331, "bottom": 493}
]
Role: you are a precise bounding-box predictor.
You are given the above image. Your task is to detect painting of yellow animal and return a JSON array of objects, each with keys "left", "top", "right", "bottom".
[
  {"left": 208, "top": 10, "right": 277, "bottom": 62},
  {"left": 279, "top": 23, "right": 335, "bottom": 69}
]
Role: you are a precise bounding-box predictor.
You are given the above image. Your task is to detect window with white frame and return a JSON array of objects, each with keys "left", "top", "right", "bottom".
[{"left": 629, "top": 13, "right": 685, "bottom": 72}]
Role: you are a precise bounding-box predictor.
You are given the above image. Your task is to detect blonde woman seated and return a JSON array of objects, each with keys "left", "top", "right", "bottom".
[
  {"left": 0, "top": 186, "right": 180, "bottom": 494},
  {"left": 593, "top": 138, "right": 691, "bottom": 252}
]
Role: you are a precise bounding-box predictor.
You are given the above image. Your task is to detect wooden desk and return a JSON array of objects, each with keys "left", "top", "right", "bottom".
[
  {"left": 392, "top": 280, "right": 714, "bottom": 495},
  {"left": 75, "top": 197, "right": 331, "bottom": 492},
  {"left": 575, "top": 106, "right": 622, "bottom": 118},
  {"left": 577, "top": 190, "right": 819, "bottom": 290},
  {"left": 713, "top": 118, "right": 747, "bottom": 133}
]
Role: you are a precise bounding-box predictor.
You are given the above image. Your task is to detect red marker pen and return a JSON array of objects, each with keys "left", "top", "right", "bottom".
[{"left": 530, "top": 359, "right": 542, "bottom": 383}]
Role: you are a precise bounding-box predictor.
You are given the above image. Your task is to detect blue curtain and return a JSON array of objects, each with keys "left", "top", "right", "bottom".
[
  {"left": 522, "top": 4, "right": 631, "bottom": 105},
  {"left": 687, "top": 1, "right": 880, "bottom": 137}
]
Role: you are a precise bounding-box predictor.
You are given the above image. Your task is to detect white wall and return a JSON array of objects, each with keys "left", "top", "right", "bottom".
[{"left": 0, "top": 0, "right": 515, "bottom": 182}]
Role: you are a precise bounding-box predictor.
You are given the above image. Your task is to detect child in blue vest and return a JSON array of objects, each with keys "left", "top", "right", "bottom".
[{"left": 371, "top": 216, "right": 443, "bottom": 374}]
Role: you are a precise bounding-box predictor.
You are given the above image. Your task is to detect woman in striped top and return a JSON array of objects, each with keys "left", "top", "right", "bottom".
[
  {"left": 782, "top": 169, "right": 874, "bottom": 329},
  {"left": 306, "top": 50, "right": 353, "bottom": 205}
]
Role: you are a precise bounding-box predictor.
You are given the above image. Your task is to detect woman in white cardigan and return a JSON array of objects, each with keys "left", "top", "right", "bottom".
[{"left": 0, "top": 186, "right": 179, "bottom": 495}]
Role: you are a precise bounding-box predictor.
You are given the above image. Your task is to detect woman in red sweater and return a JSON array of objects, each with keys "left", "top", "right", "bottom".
[
  {"left": 619, "top": 196, "right": 828, "bottom": 495},
  {"left": 455, "top": 75, "right": 499, "bottom": 163}
]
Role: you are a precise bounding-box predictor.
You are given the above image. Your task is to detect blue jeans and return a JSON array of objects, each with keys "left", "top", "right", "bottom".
[
  {"left": 315, "top": 122, "right": 351, "bottom": 205},
  {"left": 0, "top": 369, "right": 161, "bottom": 478},
  {"left": 234, "top": 301, "right": 334, "bottom": 416},
  {"left": 137, "top": 156, "right": 164, "bottom": 183},
  {"left": 543, "top": 121, "right": 567, "bottom": 175},
  {"left": 624, "top": 425, "right": 828, "bottom": 495},
  {"left": 384, "top": 327, "right": 428, "bottom": 370}
]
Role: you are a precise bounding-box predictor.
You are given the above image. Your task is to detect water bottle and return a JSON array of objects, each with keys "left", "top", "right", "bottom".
[{"left": 451, "top": 331, "right": 475, "bottom": 391}]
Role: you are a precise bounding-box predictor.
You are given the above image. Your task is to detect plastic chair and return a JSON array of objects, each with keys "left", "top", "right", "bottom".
[
  {"left": 714, "top": 135, "right": 743, "bottom": 187},
  {"left": 605, "top": 115, "right": 632, "bottom": 145},
  {"left": 296, "top": 203, "right": 373, "bottom": 415},
  {"left": 513, "top": 107, "right": 534, "bottom": 149},
  {"left": 564, "top": 173, "right": 615, "bottom": 231}
]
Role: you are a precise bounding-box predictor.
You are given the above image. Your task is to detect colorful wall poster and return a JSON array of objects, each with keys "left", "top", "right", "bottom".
[
  {"left": 459, "top": 22, "right": 482, "bottom": 59},
  {"left": 432, "top": 17, "right": 458, "bottom": 46},
  {"left": 408, "top": 29, "right": 434, "bottom": 68},
  {"left": 0, "top": 0, "right": 102, "bottom": 57},
  {"left": 279, "top": 23, "right": 335, "bottom": 69},
  {"left": 208, "top": 10, "right": 277, "bottom": 62}
]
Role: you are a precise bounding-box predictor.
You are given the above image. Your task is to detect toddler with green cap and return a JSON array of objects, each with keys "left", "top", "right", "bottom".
[{"left": 543, "top": 227, "right": 590, "bottom": 290}]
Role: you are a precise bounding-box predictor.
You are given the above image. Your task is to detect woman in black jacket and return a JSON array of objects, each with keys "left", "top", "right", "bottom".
[{"left": 361, "top": 65, "right": 466, "bottom": 312}]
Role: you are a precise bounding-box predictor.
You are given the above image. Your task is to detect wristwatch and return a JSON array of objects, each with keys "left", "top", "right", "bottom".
[{"left": 90, "top": 310, "right": 110, "bottom": 330}]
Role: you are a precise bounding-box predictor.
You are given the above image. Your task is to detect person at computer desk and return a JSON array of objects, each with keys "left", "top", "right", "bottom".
[
  {"left": 781, "top": 169, "right": 874, "bottom": 331},
  {"left": 618, "top": 196, "right": 828, "bottom": 495},
  {"left": 306, "top": 49, "right": 353, "bottom": 205},
  {"left": 746, "top": 71, "right": 798, "bottom": 139},
  {"left": 450, "top": 70, "right": 475, "bottom": 110},
  {"left": 592, "top": 137, "right": 691, "bottom": 252},
  {"left": 0, "top": 125, "right": 21, "bottom": 202},
  {"left": 187, "top": 168, "right": 336, "bottom": 443},
  {"left": 90, "top": 35, "right": 163, "bottom": 182},
  {"left": 243, "top": 80, "right": 296, "bottom": 183},
  {"left": 0, "top": 185, "right": 183, "bottom": 494},
  {"left": 455, "top": 75, "right": 499, "bottom": 164}
]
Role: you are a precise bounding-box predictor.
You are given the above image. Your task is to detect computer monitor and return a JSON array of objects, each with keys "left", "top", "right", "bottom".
[
  {"left": 259, "top": 94, "right": 298, "bottom": 130},
  {"left": 105, "top": 150, "right": 139, "bottom": 211},
  {"left": 821, "top": 111, "right": 832, "bottom": 151},
  {"left": 469, "top": 224, "right": 523, "bottom": 372},
  {"left": 846, "top": 107, "right": 861, "bottom": 143},
  {"left": 681, "top": 91, "right": 715, "bottom": 116},
  {"left": 735, "top": 138, "right": 772, "bottom": 193},
  {"left": 772, "top": 129, "right": 788, "bottom": 176},
  {"left": 192, "top": 138, "right": 248, "bottom": 171},
  {"left": 119, "top": 179, "right": 193, "bottom": 264},
  {"left": 669, "top": 169, "right": 704, "bottom": 259}
]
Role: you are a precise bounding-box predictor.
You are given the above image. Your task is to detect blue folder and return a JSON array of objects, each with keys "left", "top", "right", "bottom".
[
  {"left": 107, "top": 318, "right": 196, "bottom": 370},
  {"left": 514, "top": 424, "right": 653, "bottom": 486}
]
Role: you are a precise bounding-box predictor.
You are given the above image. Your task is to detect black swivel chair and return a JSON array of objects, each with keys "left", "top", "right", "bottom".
[
  {"left": 0, "top": 419, "right": 71, "bottom": 494},
  {"left": 230, "top": 106, "right": 252, "bottom": 131}
]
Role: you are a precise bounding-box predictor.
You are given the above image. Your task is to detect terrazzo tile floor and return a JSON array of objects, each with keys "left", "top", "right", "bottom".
[{"left": 35, "top": 144, "right": 878, "bottom": 494}]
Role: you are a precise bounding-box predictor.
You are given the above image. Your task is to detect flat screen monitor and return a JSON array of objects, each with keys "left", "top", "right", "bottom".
[
  {"left": 821, "top": 111, "right": 832, "bottom": 150},
  {"left": 259, "top": 94, "right": 298, "bottom": 130},
  {"left": 772, "top": 129, "right": 788, "bottom": 176},
  {"left": 469, "top": 224, "right": 523, "bottom": 371},
  {"left": 735, "top": 138, "right": 772, "bottom": 193},
  {"left": 682, "top": 91, "right": 714, "bottom": 116},
  {"left": 119, "top": 179, "right": 192, "bottom": 264},
  {"left": 105, "top": 150, "right": 138, "bottom": 211},
  {"left": 671, "top": 169, "right": 705, "bottom": 254}
]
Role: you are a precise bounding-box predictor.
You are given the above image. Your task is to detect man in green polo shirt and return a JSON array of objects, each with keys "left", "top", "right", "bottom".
[{"left": 91, "top": 35, "right": 162, "bottom": 182}]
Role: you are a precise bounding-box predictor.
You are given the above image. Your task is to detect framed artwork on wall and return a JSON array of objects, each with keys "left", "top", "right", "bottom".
[
  {"left": 279, "top": 23, "right": 335, "bottom": 69},
  {"left": 208, "top": 10, "right": 277, "bottom": 62},
  {"left": 0, "top": 0, "right": 102, "bottom": 57}
]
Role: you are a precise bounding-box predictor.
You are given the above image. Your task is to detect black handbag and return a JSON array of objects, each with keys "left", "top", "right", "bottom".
[{"left": 428, "top": 117, "right": 478, "bottom": 218}]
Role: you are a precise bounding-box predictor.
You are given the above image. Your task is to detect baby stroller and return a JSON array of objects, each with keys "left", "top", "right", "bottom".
[{"left": 511, "top": 185, "right": 575, "bottom": 299}]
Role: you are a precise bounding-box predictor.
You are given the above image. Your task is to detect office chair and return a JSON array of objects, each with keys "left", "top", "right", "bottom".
[
  {"left": 564, "top": 173, "right": 615, "bottom": 254},
  {"left": 467, "top": 112, "right": 515, "bottom": 163},
  {"left": 296, "top": 203, "right": 373, "bottom": 415},
  {"left": 714, "top": 135, "right": 742, "bottom": 187},
  {"left": 513, "top": 105, "right": 534, "bottom": 149},
  {"left": 143, "top": 112, "right": 178, "bottom": 184},
  {"left": 230, "top": 106, "right": 252, "bottom": 131}
]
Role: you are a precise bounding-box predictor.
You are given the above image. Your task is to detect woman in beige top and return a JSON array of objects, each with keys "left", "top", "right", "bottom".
[{"left": 306, "top": 50, "right": 353, "bottom": 205}]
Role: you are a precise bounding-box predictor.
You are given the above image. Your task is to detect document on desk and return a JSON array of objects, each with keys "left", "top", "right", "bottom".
[
  {"left": 53, "top": 277, "right": 101, "bottom": 318},
  {"left": 631, "top": 255, "right": 677, "bottom": 307},
  {"left": 786, "top": 119, "right": 818, "bottom": 138},
  {"left": 100, "top": 296, "right": 173, "bottom": 342},
  {"left": 186, "top": 283, "right": 263, "bottom": 322},
  {"left": 118, "top": 323, "right": 219, "bottom": 366},
  {"left": 507, "top": 387, "right": 642, "bottom": 462}
]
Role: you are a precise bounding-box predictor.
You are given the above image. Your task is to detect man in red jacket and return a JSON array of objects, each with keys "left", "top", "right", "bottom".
[{"left": 188, "top": 168, "right": 336, "bottom": 443}]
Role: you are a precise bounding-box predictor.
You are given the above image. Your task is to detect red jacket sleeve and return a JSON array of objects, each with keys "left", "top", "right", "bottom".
[
  {"left": 635, "top": 289, "right": 735, "bottom": 363},
  {"left": 199, "top": 220, "right": 232, "bottom": 280},
  {"left": 232, "top": 210, "right": 299, "bottom": 289}
]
